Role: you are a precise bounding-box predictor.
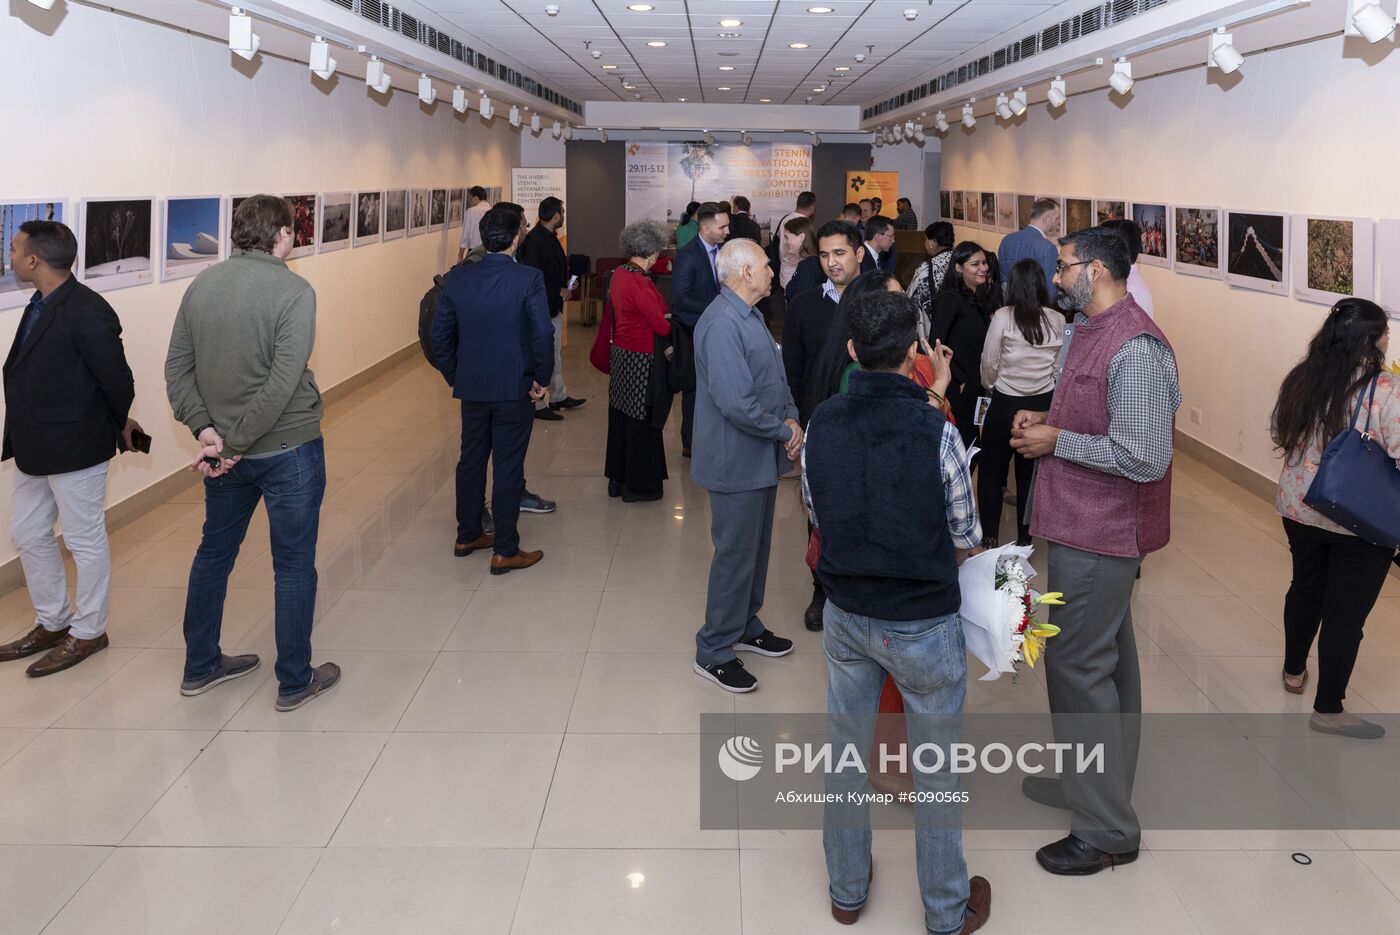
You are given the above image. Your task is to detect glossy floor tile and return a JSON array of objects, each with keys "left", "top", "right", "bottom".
[{"left": 0, "top": 345, "right": 1396, "bottom": 932}]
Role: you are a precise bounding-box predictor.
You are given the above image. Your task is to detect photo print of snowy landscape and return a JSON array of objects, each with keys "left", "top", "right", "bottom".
[
  {"left": 81, "top": 198, "right": 153, "bottom": 291},
  {"left": 1, "top": 200, "right": 65, "bottom": 309},
  {"left": 162, "top": 197, "right": 222, "bottom": 281}
]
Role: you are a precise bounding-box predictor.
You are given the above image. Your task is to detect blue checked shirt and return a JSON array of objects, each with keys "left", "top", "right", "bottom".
[{"left": 802, "top": 418, "right": 982, "bottom": 550}]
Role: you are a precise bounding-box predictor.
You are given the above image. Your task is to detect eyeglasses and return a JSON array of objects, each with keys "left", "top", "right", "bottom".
[{"left": 1055, "top": 260, "right": 1091, "bottom": 275}]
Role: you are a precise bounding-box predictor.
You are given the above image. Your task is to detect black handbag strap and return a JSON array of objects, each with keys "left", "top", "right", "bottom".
[{"left": 1351, "top": 374, "right": 1381, "bottom": 435}]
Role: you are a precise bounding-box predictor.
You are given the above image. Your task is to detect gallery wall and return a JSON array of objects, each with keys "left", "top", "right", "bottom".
[
  {"left": 938, "top": 31, "right": 1400, "bottom": 486},
  {"left": 0, "top": 5, "right": 520, "bottom": 569}
]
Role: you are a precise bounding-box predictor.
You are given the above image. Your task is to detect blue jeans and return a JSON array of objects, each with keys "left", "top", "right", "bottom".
[
  {"left": 182, "top": 438, "right": 326, "bottom": 696},
  {"left": 822, "top": 600, "right": 970, "bottom": 935}
]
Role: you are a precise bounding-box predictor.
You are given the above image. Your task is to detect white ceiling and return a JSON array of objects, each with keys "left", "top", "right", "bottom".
[{"left": 417, "top": 0, "right": 1064, "bottom": 107}]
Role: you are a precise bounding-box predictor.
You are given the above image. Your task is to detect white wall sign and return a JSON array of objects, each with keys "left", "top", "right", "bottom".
[
  {"left": 624, "top": 141, "right": 812, "bottom": 234},
  {"left": 512, "top": 167, "right": 568, "bottom": 237}
]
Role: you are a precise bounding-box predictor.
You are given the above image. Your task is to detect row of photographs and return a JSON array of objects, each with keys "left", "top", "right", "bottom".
[
  {"left": 0, "top": 189, "right": 482, "bottom": 305},
  {"left": 938, "top": 191, "right": 1391, "bottom": 311}
]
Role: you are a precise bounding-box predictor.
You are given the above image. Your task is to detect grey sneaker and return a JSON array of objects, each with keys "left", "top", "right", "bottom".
[
  {"left": 520, "top": 490, "right": 557, "bottom": 514},
  {"left": 275, "top": 662, "right": 342, "bottom": 712},
  {"left": 181, "top": 654, "right": 261, "bottom": 696}
]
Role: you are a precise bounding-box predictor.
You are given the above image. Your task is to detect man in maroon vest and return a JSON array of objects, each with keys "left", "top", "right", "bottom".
[{"left": 1010, "top": 225, "right": 1180, "bottom": 876}]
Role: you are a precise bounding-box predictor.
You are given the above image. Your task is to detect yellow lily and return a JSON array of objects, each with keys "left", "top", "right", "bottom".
[
  {"left": 1034, "top": 592, "right": 1066, "bottom": 606},
  {"left": 1020, "top": 623, "right": 1061, "bottom": 669},
  {"left": 1388, "top": 360, "right": 1400, "bottom": 378}
]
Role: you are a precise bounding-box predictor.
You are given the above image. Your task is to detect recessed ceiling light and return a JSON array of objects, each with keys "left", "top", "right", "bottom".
[
  {"left": 759, "top": 97, "right": 772, "bottom": 102},
  {"left": 718, "top": 31, "right": 742, "bottom": 38},
  {"left": 719, "top": 18, "right": 742, "bottom": 28},
  {"left": 808, "top": 6, "right": 834, "bottom": 12},
  {"left": 627, "top": 3, "right": 653, "bottom": 10},
  {"left": 647, "top": 40, "right": 667, "bottom": 47},
  {"left": 718, "top": 65, "right": 734, "bottom": 71},
  {"left": 789, "top": 42, "right": 809, "bottom": 49},
  {"left": 833, "top": 65, "right": 850, "bottom": 72},
  {"left": 812, "top": 87, "right": 825, "bottom": 92},
  {"left": 601, "top": 64, "right": 618, "bottom": 69},
  {"left": 678, "top": 97, "right": 687, "bottom": 101},
  {"left": 717, "top": 86, "right": 732, "bottom": 91}
]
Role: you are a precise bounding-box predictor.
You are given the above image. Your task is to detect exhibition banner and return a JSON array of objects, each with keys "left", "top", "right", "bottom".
[
  {"left": 512, "top": 167, "right": 568, "bottom": 238},
  {"left": 625, "top": 141, "right": 813, "bottom": 236},
  {"left": 847, "top": 171, "right": 899, "bottom": 211}
]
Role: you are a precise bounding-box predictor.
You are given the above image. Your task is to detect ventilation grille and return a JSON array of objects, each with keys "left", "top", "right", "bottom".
[
  {"left": 322, "top": 0, "right": 582, "bottom": 115},
  {"left": 863, "top": 0, "right": 1171, "bottom": 120}
]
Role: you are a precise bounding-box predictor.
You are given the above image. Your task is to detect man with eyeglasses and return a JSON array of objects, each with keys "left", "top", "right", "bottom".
[{"left": 1009, "top": 225, "right": 1180, "bottom": 878}]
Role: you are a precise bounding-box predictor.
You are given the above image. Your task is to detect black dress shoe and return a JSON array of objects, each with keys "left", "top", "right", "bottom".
[
  {"left": 1035, "top": 834, "right": 1138, "bottom": 876},
  {"left": 804, "top": 587, "right": 825, "bottom": 632},
  {"left": 534, "top": 408, "right": 564, "bottom": 422},
  {"left": 550, "top": 396, "right": 587, "bottom": 410},
  {"left": 622, "top": 489, "right": 663, "bottom": 502},
  {"left": 608, "top": 480, "right": 623, "bottom": 498},
  {"left": 1022, "top": 776, "right": 1068, "bottom": 810}
]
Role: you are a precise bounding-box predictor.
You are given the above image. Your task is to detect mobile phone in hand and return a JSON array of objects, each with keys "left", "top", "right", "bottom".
[
  {"left": 130, "top": 429, "right": 152, "bottom": 454},
  {"left": 202, "top": 455, "right": 222, "bottom": 469}
]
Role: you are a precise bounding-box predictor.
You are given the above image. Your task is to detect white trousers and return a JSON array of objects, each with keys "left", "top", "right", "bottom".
[
  {"left": 11, "top": 461, "right": 111, "bottom": 640},
  {"left": 539, "top": 314, "right": 568, "bottom": 407}
]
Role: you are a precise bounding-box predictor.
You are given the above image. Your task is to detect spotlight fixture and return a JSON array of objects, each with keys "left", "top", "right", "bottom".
[
  {"left": 647, "top": 41, "right": 667, "bottom": 47},
  {"left": 509, "top": 104, "right": 521, "bottom": 127},
  {"left": 873, "top": 135, "right": 884, "bottom": 148},
  {"left": 598, "top": 128, "right": 609, "bottom": 142},
  {"left": 961, "top": 102, "right": 976, "bottom": 128},
  {"left": 531, "top": 113, "right": 542, "bottom": 132},
  {"left": 418, "top": 74, "right": 437, "bottom": 105},
  {"left": 892, "top": 123, "right": 903, "bottom": 141},
  {"left": 1348, "top": 0, "right": 1398, "bottom": 42},
  {"left": 741, "top": 131, "right": 752, "bottom": 145},
  {"left": 1109, "top": 58, "right": 1134, "bottom": 96},
  {"left": 995, "top": 93, "right": 1013, "bottom": 120},
  {"left": 365, "top": 57, "right": 391, "bottom": 95},
  {"left": 904, "top": 8, "right": 917, "bottom": 21},
  {"left": 904, "top": 119, "right": 915, "bottom": 136},
  {"left": 811, "top": 132, "right": 822, "bottom": 146},
  {"left": 912, "top": 124, "right": 926, "bottom": 144},
  {"left": 933, "top": 111, "right": 950, "bottom": 133},
  {"left": 563, "top": 123, "right": 574, "bottom": 140},
  {"left": 854, "top": 53, "right": 866, "bottom": 63},
  {"left": 592, "top": 50, "right": 603, "bottom": 60},
  {"left": 719, "top": 18, "right": 743, "bottom": 27},
  {"left": 309, "top": 37, "right": 336, "bottom": 80},
  {"left": 545, "top": 4, "right": 559, "bottom": 15},
  {"left": 1208, "top": 28, "right": 1245, "bottom": 74},
  {"left": 1047, "top": 77, "right": 1067, "bottom": 109},
  {"left": 452, "top": 86, "right": 469, "bottom": 113},
  {"left": 790, "top": 42, "right": 810, "bottom": 49},
  {"left": 228, "top": 9, "right": 261, "bottom": 61},
  {"left": 703, "top": 130, "right": 716, "bottom": 144},
  {"left": 479, "top": 94, "right": 493, "bottom": 119},
  {"left": 633, "top": 92, "right": 642, "bottom": 99},
  {"left": 1009, "top": 88, "right": 1028, "bottom": 117},
  {"left": 551, "top": 120, "right": 562, "bottom": 139}
]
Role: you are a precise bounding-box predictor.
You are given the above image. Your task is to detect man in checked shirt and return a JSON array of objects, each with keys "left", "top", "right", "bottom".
[{"left": 1011, "top": 224, "right": 1181, "bottom": 877}]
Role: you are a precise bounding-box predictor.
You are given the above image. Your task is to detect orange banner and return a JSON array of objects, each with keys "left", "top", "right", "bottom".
[{"left": 846, "top": 171, "right": 898, "bottom": 211}]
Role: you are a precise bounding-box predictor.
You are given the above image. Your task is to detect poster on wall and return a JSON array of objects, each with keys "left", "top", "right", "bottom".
[
  {"left": 512, "top": 167, "right": 568, "bottom": 238},
  {"left": 354, "top": 191, "right": 382, "bottom": 247},
  {"left": 965, "top": 192, "right": 981, "bottom": 226},
  {"left": 625, "top": 141, "right": 812, "bottom": 234},
  {"left": 849, "top": 171, "right": 898, "bottom": 216},
  {"left": 1065, "top": 197, "right": 1093, "bottom": 235},
  {"left": 1016, "top": 194, "right": 1036, "bottom": 232},
  {"left": 409, "top": 189, "right": 428, "bottom": 236},
  {"left": 1130, "top": 202, "right": 1170, "bottom": 269},
  {"left": 448, "top": 188, "right": 465, "bottom": 228},
  {"left": 996, "top": 193, "right": 1016, "bottom": 233},
  {"left": 1095, "top": 199, "right": 1126, "bottom": 225},
  {"left": 939, "top": 191, "right": 951, "bottom": 221},
  {"left": 284, "top": 193, "right": 317, "bottom": 259},
  {"left": 1225, "top": 210, "right": 1289, "bottom": 294},
  {"left": 1171, "top": 206, "right": 1221, "bottom": 279},
  {"left": 951, "top": 191, "right": 965, "bottom": 222},
  {"left": 979, "top": 193, "right": 996, "bottom": 231},
  {"left": 80, "top": 198, "right": 154, "bottom": 292},
  {"left": 428, "top": 189, "right": 447, "bottom": 232},
  {"left": 161, "top": 197, "right": 222, "bottom": 282},
  {"left": 1376, "top": 221, "right": 1400, "bottom": 320},
  {"left": 383, "top": 189, "right": 407, "bottom": 241},
  {"left": 1290, "top": 214, "right": 1374, "bottom": 306},
  {"left": 1, "top": 199, "right": 66, "bottom": 309},
  {"left": 319, "top": 192, "right": 352, "bottom": 253}
]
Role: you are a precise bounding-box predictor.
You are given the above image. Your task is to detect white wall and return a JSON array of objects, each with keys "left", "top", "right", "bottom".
[
  {"left": 0, "top": 5, "right": 520, "bottom": 567},
  {"left": 872, "top": 139, "right": 940, "bottom": 224},
  {"left": 939, "top": 33, "right": 1400, "bottom": 484}
]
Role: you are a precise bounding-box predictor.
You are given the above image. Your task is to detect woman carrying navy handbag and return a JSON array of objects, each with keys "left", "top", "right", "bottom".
[{"left": 1271, "top": 298, "right": 1399, "bottom": 739}]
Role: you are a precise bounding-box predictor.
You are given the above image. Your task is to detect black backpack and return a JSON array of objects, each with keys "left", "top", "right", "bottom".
[{"left": 420, "top": 247, "right": 485, "bottom": 371}]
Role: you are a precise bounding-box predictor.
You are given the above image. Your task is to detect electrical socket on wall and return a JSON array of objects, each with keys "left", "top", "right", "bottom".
[{"left": 1190, "top": 407, "right": 1203, "bottom": 425}]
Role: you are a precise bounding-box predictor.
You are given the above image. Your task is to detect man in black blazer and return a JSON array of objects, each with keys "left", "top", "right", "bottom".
[
  {"left": 0, "top": 220, "right": 140, "bottom": 676},
  {"left": 670, "top": 202, "right": 729, "bottom": 456},
  {"left": 431, "top": 203, "right": 553, "bottom": 575},
  {"left": 517, "top": 196, "right": 584, "bottom": 420},
  {"left": 725, "top": 195, "right": 762, "bottom": 244},
  {"left": 860, "top": 215, "right": 898, "bottom": 275}
]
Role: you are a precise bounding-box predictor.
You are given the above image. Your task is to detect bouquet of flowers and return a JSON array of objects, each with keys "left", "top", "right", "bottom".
[{"left": 958, "top": 544, "right": 1064, "bottom": 681}]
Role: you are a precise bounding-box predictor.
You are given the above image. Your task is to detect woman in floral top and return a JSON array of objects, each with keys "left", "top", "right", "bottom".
[{"left": 1271, "top": 298, "right": 1397, "bottom": 739}]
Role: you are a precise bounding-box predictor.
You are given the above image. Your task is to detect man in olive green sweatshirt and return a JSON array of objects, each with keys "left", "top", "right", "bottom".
[{"left": 165, "top": 194, "right": 340, "bottom": 712}]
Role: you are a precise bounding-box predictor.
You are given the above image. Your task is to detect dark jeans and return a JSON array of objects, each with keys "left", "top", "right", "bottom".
[
  {"left": 183, "top": 438, "right": 326, "bottom": 696},
  {"left": 681, "top": 389, "right": 695, "bottom": 449},
  {"left": 456, "top": 399, "right": 534, "bottom": 556},
  {"left": 976, "top": 388, "right": 1053, "bottom": 544},
  {"left": 947, "top": 380, "right": 981, "bottom": 451},
  {"left": 1282, "top": 517, "right": 1394, "bottom": 714}
]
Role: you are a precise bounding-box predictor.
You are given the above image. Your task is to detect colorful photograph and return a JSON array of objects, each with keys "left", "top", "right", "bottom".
[
  {"left": 162, "top": 197, "right": 221, "bottom": 282},
  {"left": 1173, "top": 207, "right": 1220, "bottom": 277},
  {"left": 1293, "top": 215, "right": 1374, "bottom": 305},
  {"left": 285, "top": 193, "right": 317, "bottom": 259},
  {"left": 1306, "top": 218, "right": 1353, "bottom": 295},
  {"left": 384, "top": 189, "right": 407, "bottom": 241},
  {"left": 1226, "top": 210, "right": 1288, "bottom": 293},
  {"left": 1065, "top": 198, "right": 1094, "bottom": 235},
  {"left": 319, "top": 192, "right": 351, "bottom": 253},
  {"left": 1, "top": 200, "right": 65, "bottom": 308},
  {"left": 354, "top": 191, "right": 382, "bottom": 247},
  {"left": 1016, "top": 194, "right": 1036, "bottom": 231},
  {"left": 81, "top": 198, "right": 154, "bottom": 291},
  {"left": 1131, "top": 203, "right": 1169, "bottom": 268},
  {"left": 1095, "top": 200, "right": 1126, "bottom": 225}
]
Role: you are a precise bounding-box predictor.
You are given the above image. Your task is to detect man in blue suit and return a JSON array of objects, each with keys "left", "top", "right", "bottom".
[
  {"left": 998, "top": 197, "right": 1061, "bottom": 301},
  {"left": 669, "top": 202, "right": 729, "bottom": 456},
  {"left": 431, "top": 203, "right": 553, "bottom": 576},
  {"left": 859, "top": 215, "right": 898, "bottom": 274}
]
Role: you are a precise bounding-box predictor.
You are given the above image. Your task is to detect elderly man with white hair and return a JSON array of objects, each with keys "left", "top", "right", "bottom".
[{"left": 691, "top": 239, "right": 803, "bottom": 693}]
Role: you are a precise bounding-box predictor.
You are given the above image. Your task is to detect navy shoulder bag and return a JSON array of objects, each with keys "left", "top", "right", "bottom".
[{"left": 1303, "top": 375, "right": 1400, "bottom": 548}]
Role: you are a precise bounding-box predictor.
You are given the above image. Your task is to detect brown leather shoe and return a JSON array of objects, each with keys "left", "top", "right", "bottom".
[
  {"left": 454, "top": 533, "right": 495, "bottom": 557},
  {"left": 0, "top": 624, "right": 70, "bottom": 662},
  {"left": 489, "top": 548, "right": 543, "bottom": 575},
  {"left": 26, "top": 633, "right": 108, "bottom": 678},
  {"left": 831, "top": 860, "right": 873, "bottom": 925},
  {"left": 960, "top": 875, "right": 991, "bottom": 934}
]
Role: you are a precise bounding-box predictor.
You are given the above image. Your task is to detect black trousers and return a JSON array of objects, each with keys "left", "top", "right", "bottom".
[
  {"left": 456, "top": 399, "right": 534, "bottom": 557},
  {"left": 1281, "top": 517, "right": 1394, "bottom": 713},
  {"left": 605, "top": 405, "right": 668, "bottom": 495},
  {"left": 947, "top": 379, "right": 982, "bottom": 451},
  {"left": 681, "top": 390, "right": 695, "bottom": 449},
  {"left": 976, "top": 388, "right": 1053, "bottom": 544}
]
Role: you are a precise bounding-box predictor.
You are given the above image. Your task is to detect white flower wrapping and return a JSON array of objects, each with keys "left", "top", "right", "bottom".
[{"left": 957, "top": 543, "right": 1038, "bottom": 681}]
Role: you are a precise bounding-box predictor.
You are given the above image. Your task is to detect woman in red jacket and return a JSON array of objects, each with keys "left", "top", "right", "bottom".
[{"left": 605, "top": 219, "right": 674, "bottom": 502}]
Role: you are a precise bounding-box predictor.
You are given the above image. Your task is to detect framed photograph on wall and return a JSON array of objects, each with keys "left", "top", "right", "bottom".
[
  {"left": 1377, "top": 221, "right": 1400, "bottom": 320},
  {"left": 383, "top": 189, "right": 408, "bottom": 241},
  {"left": 1171, "top": 206, "right": 1221, "bottom": 279},
  {"left": 409, "top": 189, "right": 429, "bottom": 236},
  {"left": 996, "top": 192, "right": 1016, "bottom": 233},
  {"left": 161, "top": 196, "right": 223, "bottom": 282},
  {"left": 1225, "top": 209, "right": 1289, "bottom": 295},
  {"left": 1095, "top": 199, "right": 1126, "bottom": 225},
  {"left": 1064, "top": 197, "right": 1094, "bottom": 236},
  {"left": 951, "top": 191, "right": 965, "bottom": 222},
  {"left": 1, "top": 199, "right": 66, "bottom": 309},
  {"left": 1037, "top": 196, "right": 1066, "bottom": 238},
  {"left": 939, "top": 191, "right": 951, "bottom": 221},
  {"left": 428, "top": 188, "right": 447, "bottom": 233},
  {"left": 354, "top": 191, "right": 382, "bottom": 247},
  {"left": 979, "top": 193, "right": 996, "bottom": 231},
  {"left": 1016, "top": 194, "right": 1036, "bottom": 232},
  {"left": 319, "top": 192, "right": 352, "bottom": 253},
  {"left": 1130, "top": 202, "right": 1170, "bottom": 269},
  {"left": 965, "top": 192, "right": 981, "bottom": 227},
  {"left": 226, "top": 194, "right": 252, "bottom": 243},
  {"left": 1291, "top": 214, "right": 1374, "bottom": 306},
  {"left": 284, "top": 193, "right": 318, "bottom": 259},
  {"left": 448, "top": 188, "right": 465, "bottom": 228},
  {"left": 79, "top": 197, "right": 155, "bottom": 292}
]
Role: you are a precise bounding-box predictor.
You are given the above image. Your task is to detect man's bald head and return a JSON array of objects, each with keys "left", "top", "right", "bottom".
[{"left": 716, "top": 238, "right": 773, "bottom": 305}]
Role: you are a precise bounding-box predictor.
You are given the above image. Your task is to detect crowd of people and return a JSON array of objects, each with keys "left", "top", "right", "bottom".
[{"left": 0, "top": 184, "right": 1395, "bottom": 933}]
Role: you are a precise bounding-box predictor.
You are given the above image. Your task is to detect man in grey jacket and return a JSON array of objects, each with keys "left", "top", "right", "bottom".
[
  {"left": 165, "top": 194, "right": 339, "bottom": 712},
  {"left": 692, "top": 239, "right": 803, "bottom": 693}
]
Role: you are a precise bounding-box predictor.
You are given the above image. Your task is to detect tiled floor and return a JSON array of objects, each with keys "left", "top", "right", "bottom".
[{"left": 2, "top": 338, "right": 1400, "bottom": 933}]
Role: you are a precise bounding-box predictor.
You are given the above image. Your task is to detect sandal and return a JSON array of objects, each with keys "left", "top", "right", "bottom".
[{"left": 1282, "top": 668, "right": 1307, "bottom": 695}]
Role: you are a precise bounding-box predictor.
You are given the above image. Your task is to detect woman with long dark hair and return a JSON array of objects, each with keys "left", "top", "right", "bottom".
[
  {"left": 675, "top": 201, "right": 701, "bottom": 248},
  {"left": 977, "top": 259, "right": 1064, "bottom": 546},
  {"left": 1271, "top": 298, "right": 1398, "bottom": 739},
  {"left": 930, "top": 241, "right": 991, "bottom": 448}
]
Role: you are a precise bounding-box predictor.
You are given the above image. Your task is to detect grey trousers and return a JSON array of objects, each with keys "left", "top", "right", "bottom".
[
  {"left": 1043, "top": 541, "right": 1143, "bottom": 854},
  {"left": 695, "top": 485, "right": 776, "bottom": 666}
]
